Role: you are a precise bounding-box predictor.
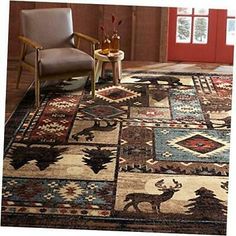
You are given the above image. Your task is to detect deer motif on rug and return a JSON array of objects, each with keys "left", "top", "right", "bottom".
[{"left": 123, "top": 179, "right": 182, "bottom": 214}]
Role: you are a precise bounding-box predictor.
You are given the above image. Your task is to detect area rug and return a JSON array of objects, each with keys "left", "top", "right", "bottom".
[{"left": 1, "top": 70, "right": 232, "bottom": 235}]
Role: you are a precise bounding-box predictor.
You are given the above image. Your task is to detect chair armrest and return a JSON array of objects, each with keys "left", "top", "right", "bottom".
[
  {"left": 73, "top": 32, "right": 100, "bottom": 45},
  {"left": 18, "top": 36, "right": 43, "bottom": 50}
]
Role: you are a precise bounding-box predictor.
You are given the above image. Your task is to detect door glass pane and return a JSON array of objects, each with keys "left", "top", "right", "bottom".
[
  {"left": 227, "top": 9, "right": 236, "bottom": 17},
  {"left": 193, "top": 17, "right": 208, "bottom": 44},
  {"left": 176, "top": 16, "right": 192, "bottom": 43},
  {"left": 177, "top": 8, "right": 192, "bottom": 15},
  {"left": 194, "top": 8, "right": 209, "bottom": 15},
  {"left": 226, "top": 18, "right": 236, "bottom": 45}
]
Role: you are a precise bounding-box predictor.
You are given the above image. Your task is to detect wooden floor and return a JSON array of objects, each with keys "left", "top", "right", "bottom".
[{"left": 5, "top": 60, "right": 233, "bottom": 122}]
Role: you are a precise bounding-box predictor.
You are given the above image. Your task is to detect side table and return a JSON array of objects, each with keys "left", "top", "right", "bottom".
[{"left": 94, "top": 49, "right": 125, "bottom": 86}]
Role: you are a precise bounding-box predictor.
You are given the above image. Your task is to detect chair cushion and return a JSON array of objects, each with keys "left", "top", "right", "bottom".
[
  {"left": 21, "top": 8, "right": 74, "bottom": 52},
  {"left": 24, "top": 48, "right": 94, "bottom": 77}
]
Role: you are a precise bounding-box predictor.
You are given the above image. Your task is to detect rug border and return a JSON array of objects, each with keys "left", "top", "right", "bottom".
[{"left": 1, "top": 213, "right": 227, "bottom": 235}]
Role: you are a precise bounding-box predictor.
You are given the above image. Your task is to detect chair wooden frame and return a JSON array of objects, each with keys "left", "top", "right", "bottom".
[{"left": 16, "top": 32, "right": 100, "bottom": 108}]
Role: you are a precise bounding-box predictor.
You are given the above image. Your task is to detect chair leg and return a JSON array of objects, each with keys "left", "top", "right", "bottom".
[
  {"left": 34, "top": 49, "right": 41, "bottom": 108},
  {"left": 91, "top": 71, "right": 96, "bottom": 98},
  {"left": 35, "top": 78, "right": 40, "bottom": 108},
  {"left": 16, "top": 64, "right": 23, "bottom": 89}
]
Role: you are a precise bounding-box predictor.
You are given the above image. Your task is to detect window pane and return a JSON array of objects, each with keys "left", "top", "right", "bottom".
[
  {"left": 176, "top": 17, "right": 192, "bottom": 43},
  {"left": 227, "top": 9, "right": 236, "bottom": 17},
  {"left": 194, "top": 8, "right": 209, "bottom": 15},
  {"left": 193, "top": 17, "right": 208, "bottom": 44},
  {"left": 226, "top": 18, "right": 236, "bottom": 45},
  {"left": 177, "top": 8, "right": 192, "bottom": 15}
]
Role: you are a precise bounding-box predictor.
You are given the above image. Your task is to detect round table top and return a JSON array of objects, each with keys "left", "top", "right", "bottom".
[{"left": 94, "top": 49, "right": 124, "bottom": 62}]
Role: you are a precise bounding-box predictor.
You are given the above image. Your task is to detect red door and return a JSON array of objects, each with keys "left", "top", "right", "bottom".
[
  {"left": 216, "top": 10, "right": 235, "bottom": 63},
  {"left": 168, "top": 8, "right": 235, "bottom": 64}
]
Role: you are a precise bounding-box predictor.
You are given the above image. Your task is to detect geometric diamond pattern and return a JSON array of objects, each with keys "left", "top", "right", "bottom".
[
  {"left": 82, "top": 105, "right": 125, "bottom": 118},
  {"left": 167, "top": 131, "right": 230, "bottom": 159},
  {"left": 38, "top": 122, "right": 67, "bottom": 133},
  {"left": 95, "top": 85, "right": 141, "bottom": 103},
  {"left": 57, "top": 181, "right": 84, "bottom": 201},
  {"left": 155, "top": 128, "right": 230, "bottom": 162},
  {"left": 176, "top": 134, "right": 225, "bottom": 154}
]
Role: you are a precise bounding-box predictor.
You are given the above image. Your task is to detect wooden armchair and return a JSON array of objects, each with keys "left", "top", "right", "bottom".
[{"left": 17, "top": 8, "right": 100, "bottom": 107}]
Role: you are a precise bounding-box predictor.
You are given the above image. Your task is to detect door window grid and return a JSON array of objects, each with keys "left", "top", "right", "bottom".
[
  {"left": 193, "top": 17, "right": 208, "bottom": 44},
  {"left": 194, "top": 8, "right": 209, "bottom": 16},
  {"left": 176, "top": 16, "right": 192, "bottom": 43},
  {"left": 176, "top": 8, "right": 209, "bottom": 44},
  {"left": 226, "top": 10, "right": 236, "bottom": 45}
]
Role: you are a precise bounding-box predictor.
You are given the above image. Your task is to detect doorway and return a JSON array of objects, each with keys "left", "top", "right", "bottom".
[{"left": 168, "top": 8, "right": 235, "bottom": 64}]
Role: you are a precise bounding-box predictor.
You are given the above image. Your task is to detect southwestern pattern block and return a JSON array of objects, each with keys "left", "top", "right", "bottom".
[
  {"left": 130, "top": 107, "right": 171, "bottom": 119},
  {"left": 211, "top": 76, "right": 232, "bottom": 97},
  {"left": 115, "top": 172, "right": 228, "bottom": 220},
  {"left": 69, "top": 120, "right": 120, "bottom": 144},
  {"left": 95, "top": 85, "right": 141, "bottom": 103},
  {"left": 169, "top": 87, "right": 204, "bottom": 121},
  {"left": 193, "top": 75, "right": 232, "bottom": 130},
  {"left": 119, "top": 159, "right": 229, "bottom": 176},
  {"left": 81, "top": 104, "right": 125, "bottom": 119},
  {"left": 3, "top": 144, "right": 117, "bottom": 181},
  {"left": 148, "top": 85, "right": 170, "bottom": 108},
  {"left": 24, "top": 94, "right": 81, "bottom": 144},
  {"left": 2, "top": 177, "right": 114, "bottom": 217},
  {"left": 119, "top": 125, "right": 154, "bottom": 168},
  {"left": 193, "top": 75, "right": 217, "bottom": 94},
  {"left": 154, "top": 128, "right": 230, "bottom": 162}
]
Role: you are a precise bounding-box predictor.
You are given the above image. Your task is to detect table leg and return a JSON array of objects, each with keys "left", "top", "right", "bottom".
[
  {"left": 112, "top": 62, "right": 119, "bottom": 85},
  {"left": 102, "top": 62, "right": 107, "bottom": 79},
  {"left": 118, "top": 60, "right": 122, "bottom": 82},
  {"left": 95, "top": 60, "right": 103, "bottom": 83}
]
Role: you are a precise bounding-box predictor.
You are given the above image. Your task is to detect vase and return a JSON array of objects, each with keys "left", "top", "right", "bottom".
[
  {"left": 101, "top": 35, "right": 111, "bottom": 55},
  {"left": 111, "top": 31, "right": 120, "bottom": 53}
]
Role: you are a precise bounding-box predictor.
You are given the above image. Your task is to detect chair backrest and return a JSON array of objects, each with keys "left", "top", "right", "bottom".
[{"left": 21, "top": 8, "right": 74, "bottom": 50}]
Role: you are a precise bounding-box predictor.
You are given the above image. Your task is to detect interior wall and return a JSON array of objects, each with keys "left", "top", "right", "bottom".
[{"left": 7, "top": 1, "right": 165, "bottom": 62}]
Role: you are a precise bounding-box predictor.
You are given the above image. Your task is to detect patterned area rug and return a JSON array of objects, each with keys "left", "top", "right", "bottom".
[{"left": 1, "top": 70, "right": 232, "bottom": 235}]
